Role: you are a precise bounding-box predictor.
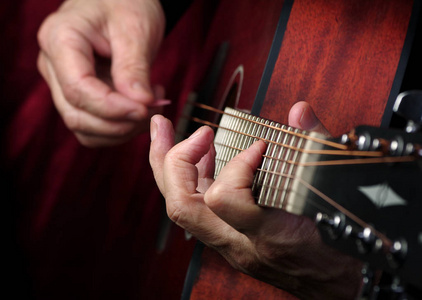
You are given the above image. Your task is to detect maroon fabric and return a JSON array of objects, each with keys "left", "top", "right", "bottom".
[{"left": 1, "top": 0, "right": 209, "bottom": 299}]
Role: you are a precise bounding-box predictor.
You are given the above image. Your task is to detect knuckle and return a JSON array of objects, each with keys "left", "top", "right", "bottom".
[
  {"left": 231, "top": 251, "right": 259, "bottom": 275},
  {"left": 75, "top": 135, "right": 97, "bottom": 148},
  {"left": 36, "top": 54, "right": 47, "bottom": 79},
  {"left": 37, "top": 14, "right": 56, "bottom": 49},
  {"left": 62, "top": 110, "right": 81, "bottom": 132},
  {"left": 110, "top": 123, "right": 136, "bottom": 137},
  {"left": 37, "top": 13, "right": 73, "bottom": 50},
  {"left": 256, "top": 243, "right": 282, "bottom": 263},
  {"left": 164, "top": 150, "right": 188, "bottom": 168},
  {"left": 62, "top": 81, "right": 84, "bottom": 108},
  {"left": 204, "top": 183, "right": 229, "bottom": 210},
  {"left": 166, "top": 200, "right": 184, "bottom": 225},
  {"left": 113, "top": 60, "right": 150, "bottom": 81}
]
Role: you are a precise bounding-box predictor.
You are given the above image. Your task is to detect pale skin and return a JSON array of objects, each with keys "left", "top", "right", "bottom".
[
  {"left": 38, "top": 0, "right": 362, "bottom": 297},
  {"left": 37, "top": 0, "right": 167, "bottom": 147},
  {"left": 150, "top": 101, "right": 363, "bottom": 299}
]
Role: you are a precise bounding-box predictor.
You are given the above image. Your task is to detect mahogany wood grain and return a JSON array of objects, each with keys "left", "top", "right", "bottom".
[
  {"left": 185, "top": 0, "right": 414, "bottom": 299},
  {"left": 170, "top": 0, "right": 295, "bottom": 298},
  {"left": 261, "top": 0, "right": 414, "bottom": 136},
  {"left": 190, "top": 247, "right": 297, "bottom": 300}
]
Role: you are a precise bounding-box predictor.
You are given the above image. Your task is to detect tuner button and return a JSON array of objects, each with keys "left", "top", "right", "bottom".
[
  {"left": 315, "top": 212, "right": 346, "bottom": 240},
  {"left": 389, "top": 136, "right": 405, "bottom": 156},
  {"left": 371, "top": 138, "right": 382, "bottom": 151},
  {"left": 340, "top": 134, "right": 350, "bottom": 145},
  {"left": 403, "top": 143, "right": 415, "bottom": 156},
  {"left": 393, "top": 90, "right": 422, "bottom": 132},
  {"left": 356, "top": 228, "right": 382, "bottom": 253},
  {"left": 357, "top": 132, "right": 371, "bottom": 151},
  {"left": 387, "top": 238, "right": 407, "bottom": 269}
]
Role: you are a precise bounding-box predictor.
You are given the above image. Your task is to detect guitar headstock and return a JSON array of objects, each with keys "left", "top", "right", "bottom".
[
  {"left": 310, "top": 125, "right": 422, "bottom": 297},
  {"left": 212, "top": 105, "right": 422, "bottom": 297}
]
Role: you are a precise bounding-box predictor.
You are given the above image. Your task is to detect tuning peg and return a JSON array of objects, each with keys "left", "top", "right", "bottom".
[
  {"left": 315, "top": 212, "right": 346, "bottom": 239},
  {"left": 355, "top": 227, "right": 384, "bottom": 254},
  {"left": 387, "top": 238, "right": 408, "bottom": 269},
  {"left": 393, "top": 90, "right": 422, "bottom": 133}
]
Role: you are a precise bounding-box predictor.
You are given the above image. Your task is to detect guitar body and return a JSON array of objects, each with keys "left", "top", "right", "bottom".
[
  {"left": 2, "top": 0, "right": 418, "bottom": 299},
  {"left": 155, "top": 0, "right": 418, "bottom": 298}
]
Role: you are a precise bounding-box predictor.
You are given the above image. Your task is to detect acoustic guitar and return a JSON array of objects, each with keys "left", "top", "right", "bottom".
[{"left": 148, "top": 0, "right": 421, "bottom": 298}]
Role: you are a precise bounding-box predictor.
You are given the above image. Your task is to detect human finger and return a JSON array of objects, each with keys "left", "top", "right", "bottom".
[
  {"left": 38, "top": 13, "right": 149, "bottom": 121},
  {"left": 41, "top": 52, "right": 149, "bottom": 147},
  {"left": 204, "top": 140, "right": 269, "bottom": 233},
  {"left": 288, "top": 101, "right": 331, "bottom": 136},
  {"left": 108, "top": 1, "right": 165, "bottom": 102},
  {"left": 149, "top": 114, "right": 176, "bottom": 193},
  {"left": 155, "top": 123, "right": 239, "bottom": 245},
  {"left": 195, "top": 142, "right": 216, "bottom": 193}
]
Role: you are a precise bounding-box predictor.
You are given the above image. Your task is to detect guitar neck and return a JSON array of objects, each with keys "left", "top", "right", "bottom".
[{"left": 214, "top": 107, "right": 325, "bottom": 216}]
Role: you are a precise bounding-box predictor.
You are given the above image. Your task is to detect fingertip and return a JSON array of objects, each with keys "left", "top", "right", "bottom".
[
  {"left": 126, "top": 80, "right": 155, "bottom": 103},
  {"left": 288, "top": 101, "right": 319, "bottom": 130},
  {"left": 150, "top": 116, "right": 158, "bottom": 142},
  {"left": 151, "top": 113, "right": 170, "bottom": 125},
  {"left": 111, "top": 66, "right": 154, "bottom": 103},
  {"left": 190, "top": 126, "right": 215, "bottom": 142},
  {"left": 288, "top": 101, "right": 331, "bottom": 136},
  {"left": 252, "top": 139, "right": 268, "bottom": 152},
  {"left": 288, "top": 101, "right": 309, "bottom": 129},
  {"left": 150, "top": 114, "right": 174, "bottom": 141}
]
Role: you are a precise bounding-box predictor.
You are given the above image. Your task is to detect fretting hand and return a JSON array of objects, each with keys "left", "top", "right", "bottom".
[{"left": 149, "top": 101, "right": 362, "bottom": 299}]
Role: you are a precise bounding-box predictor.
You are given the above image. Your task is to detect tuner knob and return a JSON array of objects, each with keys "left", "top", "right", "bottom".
[
  {"left": 355, "top": 227, "right": 383, "bottom": 254},
  {"left": 393, "top": 90, "right": 422, "bottom": 132},
  {"left": 315, "top": 212, "right": 346, "bottom": 240},
  {"left": 387, "top": 238, "right": 407, "bottom": 269}
]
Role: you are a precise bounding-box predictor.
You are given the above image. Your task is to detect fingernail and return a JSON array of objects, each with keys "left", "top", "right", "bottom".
[
  {"left": 150, "top": 118, "right": 157, "bottom": 141},
  {"left": 299, "top": 107, "right": 319, "bottom": 130},
  {"left": 188, "top": 127, "right": 203, "bottom": 139}
]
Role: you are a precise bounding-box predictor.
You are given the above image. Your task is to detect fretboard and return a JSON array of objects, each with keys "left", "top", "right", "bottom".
[{"left": 214, "top": 107, "right": 324, "bottom": 215}]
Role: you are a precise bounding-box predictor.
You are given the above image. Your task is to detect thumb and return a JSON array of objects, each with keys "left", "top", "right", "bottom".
[
  {"left": 288, "top": 101, "right": 331, "bottom": 137},
  {"left": 108, "top": 4, "right": 165, "bottom": 103}
]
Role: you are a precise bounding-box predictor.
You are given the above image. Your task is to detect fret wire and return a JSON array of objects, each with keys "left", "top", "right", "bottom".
[
  {"left": 255, "top": 182, "right": 328, "bottom": 214},
  {"left": 219, "top": 109, "right": 238, "bottom": 176},
  {"left": 250, "top": 115, "right": 266, "bottom": 194},
  {"left": 190, "top": 101, "right": 347, "bottom": 150},
  {"left": 268, "top": 124, "right": 288, "bottom": 208},
  {"left": 260, "top": 121, "right": 281, "bottom": 207},
  {"left": 285, "top": 131, "right": 307, "bottom": 207},
  {"left": 238, "top": 110, "right": 254, "bottom": 161},
  {"left": 253, "top": 193, "right": 329, "bottom": 221},
  {"left": 219, "top": 109, "right": 233, "bottom": 176},
  {"left": 257, "top": 119, "right": 273, "bottom": 206},
  {"left": 279, "top": 128, "right": 302, "bottom": 209},
  {"left": 191, "top": 116, "right": 384, "bottom": 158},
  {"left": 212, "top": 107, "right": 397, "bottom": 252},
  {"left": 250, "top": 114, "right": 270, "bottom": 196}
]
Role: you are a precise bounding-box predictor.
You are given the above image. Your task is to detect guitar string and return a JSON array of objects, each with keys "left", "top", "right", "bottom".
[
  {"left": 254, "top": 169, "right": 393, "bottom": 249},
  {"left": 183, "top": 103, "right": 411, "bottom": 249},
  {"left": 189, "top": 102, "right": 422, "bottom": 159},
  {"left": 214, "top": 155, "right": 394, "bottom": 250},
  {"left": 215, "top": 142, "right": 416, "bottom": 166},
  {"left": 190, "top": 115, "right": 385, "bottom": 157},
  {"left": 191, "top": 102, "right": 349, "bottom": 150}
]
